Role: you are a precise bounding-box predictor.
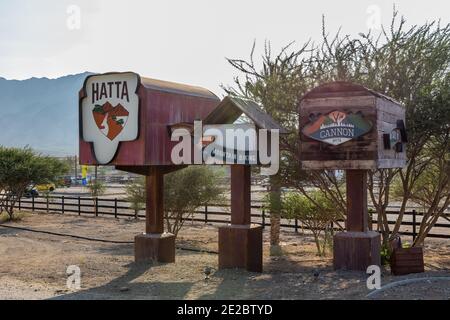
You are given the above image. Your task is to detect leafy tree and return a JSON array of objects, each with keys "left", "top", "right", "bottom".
[
  {"left": 388, "top": 75, "right": 450, "bottom": 245},
  {"left": 0, "top": 147, "right": 69, "bottom": 219},
  {"left": 226, "top": 41, "right": 310, "bottom": 252},
  {"left": 164, "top": 166, "right": 227, "bottom": 237},
  {"left": 125, "top": 176, "right": 146, "bottom": 218},
  {"left": 263, "top": 180, "right": 283, "bottom": 255},
  {"left": 392, "top": 136, "right": 450, "bottom": 245},
  {"left": 225, "top": 10, "right": 450, "bottom": 246}
]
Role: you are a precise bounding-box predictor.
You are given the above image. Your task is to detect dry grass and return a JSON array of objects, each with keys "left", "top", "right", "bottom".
[
  {"left": 0, "top": 211, "right": 28, "bottom": 223},
  {"left": 0, "top": 212, "right": 449, "bottom": 300}
]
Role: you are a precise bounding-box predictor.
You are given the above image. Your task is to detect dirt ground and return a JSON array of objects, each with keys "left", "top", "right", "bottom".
[{"left": 0, "top": 212, "right": 449, "bottom": 300}]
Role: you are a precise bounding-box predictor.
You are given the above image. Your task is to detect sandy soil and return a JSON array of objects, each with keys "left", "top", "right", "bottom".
[{"left": 0, "top": 212, "right": 449, "bottom": 300}]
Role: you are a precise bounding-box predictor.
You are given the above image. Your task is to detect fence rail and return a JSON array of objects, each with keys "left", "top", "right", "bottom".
[{"left": 6, "top": 195, "right": 450, "bottom": 241}]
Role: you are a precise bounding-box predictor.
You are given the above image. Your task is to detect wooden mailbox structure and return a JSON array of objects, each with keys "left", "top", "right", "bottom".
[
  {"left": 299, "top": 82, "right": 407, "bottom": 271},
  {"left": 79, "top": 72, "right": 219, "bottom": 263},
  {"left": 79, "top": 72, "right": 284, "bottom": 272}
]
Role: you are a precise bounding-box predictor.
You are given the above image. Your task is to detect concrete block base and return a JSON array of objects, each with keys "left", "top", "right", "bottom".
[
  {"left": 333, "top": 231, "right": 381, "bottom": 271},
  {"left": 218, "top": 224, "right": 262, "bottom": 272},
  {"left": 135, "top": 233, "right": 175, "bottom": 263}
]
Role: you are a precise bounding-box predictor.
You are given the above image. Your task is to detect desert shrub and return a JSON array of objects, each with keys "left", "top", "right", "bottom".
[
  {"left": 87, "top": 179, "right": 106, "bottom": 214},
  {"left": 281, "top": 191, "right": 341, "bottom": 256},
  {"left": 87, "top": 179, "right": 106, "bottom": 198},
  {"left": 164, "top": 166, "right": 227, "bottom": 237},
  {"left": 125, "top": 176, "right": 146, "bottom": 218}
]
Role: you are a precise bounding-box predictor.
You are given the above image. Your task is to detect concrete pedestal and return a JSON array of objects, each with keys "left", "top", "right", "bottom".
[
  {"left": 135, "top": 233, "right": 175, "bottom": 263},
  {"left": 218, "top": 224, "right": 262, "bottom": 272},
  {"left": 333, "top": 231, "right": 381, "bottom": 271}
]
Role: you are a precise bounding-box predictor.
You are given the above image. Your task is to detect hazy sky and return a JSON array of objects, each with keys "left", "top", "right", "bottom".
[{"left": 0, "top": 0, "right": 448, "bottom": 95}]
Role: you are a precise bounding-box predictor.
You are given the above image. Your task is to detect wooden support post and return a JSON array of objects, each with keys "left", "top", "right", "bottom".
[
  {"left": 333, "top": 169, "right": 380, "bottom": 271},
  {"left": 135, "top": 167, "right": 175, "bottom": 263},
  {"left": 346, "top": 170, "right": 368, "bottom": 232},
  {"left": 231, "top": 165, "right": 251, "bottom": 225},
  {"left": 219, "top": 165, "right": 263, "bottom": 272},
  {"left": 145, "top": 169, "right": 164, "bottom": 234}
]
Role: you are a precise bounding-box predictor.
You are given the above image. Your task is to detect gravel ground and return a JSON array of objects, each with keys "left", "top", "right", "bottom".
[{"left": 0, "top": 212, "right": 449, "bottom": 300}]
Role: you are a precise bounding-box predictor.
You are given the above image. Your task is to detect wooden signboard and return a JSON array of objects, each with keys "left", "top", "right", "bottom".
[
  {"left": 299, "top": 82, "right": 407, "bottom": 271},
  {"left": 299, "top": 82, "right": 406, "bottom": 170}
]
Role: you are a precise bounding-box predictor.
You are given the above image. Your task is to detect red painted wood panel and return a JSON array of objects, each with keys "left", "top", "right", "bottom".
[{"left": 79, "top": 77, "right": 219, "bottom": 166}]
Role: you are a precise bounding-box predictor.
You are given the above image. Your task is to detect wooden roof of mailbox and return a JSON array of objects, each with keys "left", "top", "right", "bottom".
[
  {"left": 203, "top": 96, "right": 288, "bottom": 133},
  {"left": 140, "top": 76, "right": 217, "bottom": 99},
  {"left": 302, "top": 81, "right": 402, "bottom": 104}
]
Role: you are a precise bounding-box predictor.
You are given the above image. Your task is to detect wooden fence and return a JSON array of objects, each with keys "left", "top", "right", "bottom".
[{"left": 9, "top": 195, "right": 450, "bottom": 241}]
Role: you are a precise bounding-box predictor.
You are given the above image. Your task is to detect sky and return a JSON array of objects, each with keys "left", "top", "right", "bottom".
[{"left": 0, "top": 0, "right": 449, "bottom": 95}]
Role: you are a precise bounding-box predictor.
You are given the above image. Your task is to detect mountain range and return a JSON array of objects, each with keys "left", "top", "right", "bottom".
[{"left": 0, "top": 72, "right": 93, "bottom": 156}]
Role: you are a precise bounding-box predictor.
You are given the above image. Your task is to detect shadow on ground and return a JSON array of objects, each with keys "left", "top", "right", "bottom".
[
  {"left": 198, "top": 253, "right": 367, "bottom": 300},
  {"left": 54, "top": 261, "right": 195, "bottom": 300}
]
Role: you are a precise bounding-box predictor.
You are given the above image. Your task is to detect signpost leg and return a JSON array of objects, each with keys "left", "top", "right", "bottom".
[
  {"left": 145, "top": 170, "right": 164, "bottom": 234},
  {"left": 218, "top": 165, "right": 263, "bottom": 272},
  {"left": 231, "top": 164, "right": 251, "bottom": 225},
  {"left": 135, "top": 167, "right": 175, "bottom": 263},
  {"left": 333, "top": 169, "right": 380, "bottom": 271},
  {"left": 346, "top": 170, "right": 368, "bottom": 232}
]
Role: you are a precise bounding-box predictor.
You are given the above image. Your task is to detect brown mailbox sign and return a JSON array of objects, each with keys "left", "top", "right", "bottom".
[
  {"left": 298, "top": 81, "right": 408, "bottom": 272},
  {"left": 299, "top": 81, "right": 407, "bottom": 170}
]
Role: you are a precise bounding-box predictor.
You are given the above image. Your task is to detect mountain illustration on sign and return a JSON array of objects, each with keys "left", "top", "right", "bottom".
[{"left": 92, "top": 102, "right": 129, "bottom": 140}]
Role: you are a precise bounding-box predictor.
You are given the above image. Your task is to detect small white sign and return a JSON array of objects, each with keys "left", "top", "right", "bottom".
[{"left": 81, "top": 72, "right": 139, "bottom": 164}]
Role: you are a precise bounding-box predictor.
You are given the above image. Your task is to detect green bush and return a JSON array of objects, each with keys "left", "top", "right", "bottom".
[
  {"left": 0, "top": 147, "right": 68, "bottom": 219},
  {"left": 125, "top": 176, "right": 146, "bottom": 218},
  {"left": 87, "top": 179, "right": 106, "bottom": 198},
  {"left": 164, "top": 166, "right": 227, "bottom": 237},
  {"left": 122, "top": 167, "right": 227, "bottom": 235},
  {"left": 280, "top": 191, "right": 341, "bottom": 256}
]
